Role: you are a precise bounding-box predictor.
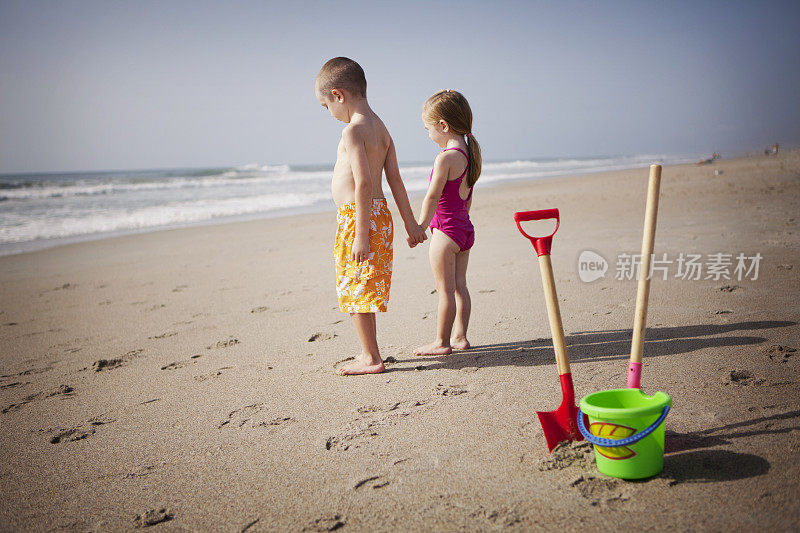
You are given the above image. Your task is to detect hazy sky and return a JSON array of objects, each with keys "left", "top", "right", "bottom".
[{"left": 1, "top": 0, "right": 798, "bottom": 173}]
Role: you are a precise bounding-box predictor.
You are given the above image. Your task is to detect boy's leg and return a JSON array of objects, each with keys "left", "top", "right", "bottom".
[
  {"left": 337, "top": 312, "right": 385, "bottom": 375},
  {"left": 451, "top": 249, "right": 471, "bottom": 350},
  {"left": 415, "top": 230, "right": 459, "bottom": 355}
]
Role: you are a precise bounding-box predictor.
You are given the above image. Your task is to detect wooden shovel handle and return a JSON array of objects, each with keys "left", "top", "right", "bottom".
[
  {"left": 537, "top": 254, "right": 570, "bottom": 375},
  {"left": 630, "top": 164, "right": 662, "bottom": 365}
]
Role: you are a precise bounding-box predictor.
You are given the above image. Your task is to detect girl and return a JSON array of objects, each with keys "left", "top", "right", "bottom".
[{"left": 414, "top": 90, "right": 482, "bottom": 355}]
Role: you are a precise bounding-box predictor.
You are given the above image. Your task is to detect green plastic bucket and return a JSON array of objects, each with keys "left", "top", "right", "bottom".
[{"left": 578, "top": 388, "right": 672, "bottom": 479}]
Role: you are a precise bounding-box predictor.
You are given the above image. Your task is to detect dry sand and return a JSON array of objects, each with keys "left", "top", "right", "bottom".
[{"left": 1, "top": 151, "right": 798, "bottom": 531}]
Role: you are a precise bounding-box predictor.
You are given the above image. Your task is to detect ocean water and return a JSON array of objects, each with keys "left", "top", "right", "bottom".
[{"left": 0, "top": 154, "right": 699, "bottom": 255}]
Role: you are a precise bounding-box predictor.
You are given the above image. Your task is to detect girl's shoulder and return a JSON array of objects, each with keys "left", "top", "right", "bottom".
[
  {"left": 434, "top": 148, "right": 468, "bottom": 178},
  {"left": 435, "top": 147, "right": 468, "bottom": 166}
]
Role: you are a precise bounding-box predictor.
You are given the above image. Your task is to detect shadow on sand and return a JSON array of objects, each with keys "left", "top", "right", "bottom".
[
  {"left": 659, "top": 409, "right": 800, "bottom": 482},
  {"left": 665, "top": 409, "right": 800, "bottom": 454},
  {"left": 662, "top": 449, "right": 771, "bottom": 483},
  {"left": 389, "top": 320, "right": 796, "bottom": 372}
]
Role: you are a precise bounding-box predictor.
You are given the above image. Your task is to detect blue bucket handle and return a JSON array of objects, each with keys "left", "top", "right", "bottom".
[{"left": 577, "top": 406, "right": 670, "bottom": 448}]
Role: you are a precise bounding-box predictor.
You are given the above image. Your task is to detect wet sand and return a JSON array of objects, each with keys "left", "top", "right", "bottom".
[{"left": 1, "top": 150, "right": 798, "bottom": 531}]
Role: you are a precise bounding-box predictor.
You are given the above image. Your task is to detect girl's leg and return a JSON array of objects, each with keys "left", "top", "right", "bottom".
[
  {"left": 451, "top": 249, "right": 471, "bottom": 350},
  {"left": 415, "top": 229, "right": 459, "bottom": 355}
]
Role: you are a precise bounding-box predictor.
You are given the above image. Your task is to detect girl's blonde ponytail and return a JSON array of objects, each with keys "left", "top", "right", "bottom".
[{"left": 464, "top": 133, "right": 481, "bottom": 188}]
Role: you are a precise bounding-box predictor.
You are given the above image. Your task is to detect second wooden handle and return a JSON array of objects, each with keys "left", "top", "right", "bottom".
[{"left": 630, "top": 164, "right": 662, "bottom": 365}]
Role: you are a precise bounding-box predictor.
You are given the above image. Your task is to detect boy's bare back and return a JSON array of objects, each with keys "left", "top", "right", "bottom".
[{"left": 331, "top": 112, "right": 391, "bottom": 207}]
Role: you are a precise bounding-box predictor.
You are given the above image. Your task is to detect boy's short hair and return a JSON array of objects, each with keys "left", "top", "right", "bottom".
[{"left": 317, "top": 57, "right": 367, "bottom": 98}]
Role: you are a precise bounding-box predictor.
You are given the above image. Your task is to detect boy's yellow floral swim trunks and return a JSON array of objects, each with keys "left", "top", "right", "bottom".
[{"left": 334, "top": 198, "right": 393, "bottom": 313}]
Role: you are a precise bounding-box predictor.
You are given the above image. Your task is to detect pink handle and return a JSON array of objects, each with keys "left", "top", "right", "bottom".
[
  {"left": 514, "top": 208, "right": 560, "bottom": 256},
  {"left": 627, "top": 361, "right": 642, "bottom": 389}
]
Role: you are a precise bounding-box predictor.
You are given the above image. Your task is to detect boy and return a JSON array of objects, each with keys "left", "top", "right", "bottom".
[{"left": 315, "top": 57, "right": 427, "bottom": 375}]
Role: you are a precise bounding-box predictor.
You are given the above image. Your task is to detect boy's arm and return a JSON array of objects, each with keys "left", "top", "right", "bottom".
[
  {"left": 417, "top": 153, "right": 450, "bottom": 229},
  {"left": 384, "top": 137, "right": 427, "bottom": 245},
  {"left": 343, "top": 126, "right": 372, "bottom": 262}
]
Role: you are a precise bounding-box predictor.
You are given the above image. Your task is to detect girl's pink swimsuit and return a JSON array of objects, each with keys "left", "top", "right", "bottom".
[{"left": 429, "top": 147, "right": 475, "bottom": 251}]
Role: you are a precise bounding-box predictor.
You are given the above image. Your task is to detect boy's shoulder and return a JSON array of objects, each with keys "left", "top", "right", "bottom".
[{"left": 342, "top": 114, "right": 390, "bottom": 146}]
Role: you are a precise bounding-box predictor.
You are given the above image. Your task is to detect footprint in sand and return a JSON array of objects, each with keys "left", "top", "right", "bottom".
[
  {"left": 469, "top": 507, "right": 522, "bottom": 528},
  {"left": 570, "top": 475, "right": 628, "bottom": 506},
  {"left": 304, "top": 514, "right": 345, "bottom": 532},
  {"left": 48, "top": 414, "right": 115, "bottom": 444},
  {"left": 85, "top": 349, "right": 144, "bottom": 372},
  {"left": 122, "top": 464, "right": 160, "bottom": 480},
  {"left": 161, "top": 354, "right": 203, "bottom": 371},
  {"left": 2, "top": 363, "right": 55, "bottom": 379},
  {"left": 326, "top": 399, "right": 429, "bottom": 451},
  {"left": 194, "top": 367, "right": 233, "bottom": 382},
  {"left": 309, "top": 332, "right": 337, "bottom": 342},
  {"left": 434, "top": 384, "right": 468, "bottom": 396},
  {"left": 718, "top": 285, "right": 741, "bottom": 292},
  {"left": 133, "top": 508, "right": 174, "bottom": 528},
  {"left": 763, "top": 344, "right": 796, "bottom": 363},
  {"left": 2, "top": 384, "right": 75, "bottom": 414},
  {"left": 207, "top": 338, "right": 240, "bottom": 350},
  {"left": 148, "top": 331, "right": 177, "bottom": 340},
  {"left": 218, "top": 403, "right": 294, "bottom": 429},
  {"left": 726, "top": 369, "right": 766, "bottom": 386}
]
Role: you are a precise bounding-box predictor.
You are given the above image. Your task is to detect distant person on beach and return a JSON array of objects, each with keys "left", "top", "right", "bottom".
[
  {"left": 315, "top": 57, "right": 427, "bottom": 376},
  {"left": 696, "top": 152, "right": 720, "bottom": 165},
  {"left": 412, "top": 90, "right": 482, "bottom": 355}
]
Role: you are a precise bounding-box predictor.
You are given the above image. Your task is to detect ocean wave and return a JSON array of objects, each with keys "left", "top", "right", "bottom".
[
  {"left": 0, "top": 169, "right": 330, "bottom": 200},
  {"left": 0, "top": 192, "right": 330, "bottom": 244}
]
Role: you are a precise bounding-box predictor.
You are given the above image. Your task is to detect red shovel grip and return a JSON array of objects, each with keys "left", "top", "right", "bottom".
[{"left": 514, "top": 208, "right": 560, "bottom": 256}]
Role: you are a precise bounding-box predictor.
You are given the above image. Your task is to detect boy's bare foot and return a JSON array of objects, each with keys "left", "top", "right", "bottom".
[
  {"left": 451, "top": 337, "right": 471, "bottom": 350},
  {"left": 414, "top": 342, "right": 452, "bottom": 356},
  {"left": 336, "top": 354, "right": 385, "bottom": 376}
]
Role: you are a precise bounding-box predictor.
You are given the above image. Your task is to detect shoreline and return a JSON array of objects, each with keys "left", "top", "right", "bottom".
[{"left": 1, "top": 156, "right": 702, "bottom": 258}]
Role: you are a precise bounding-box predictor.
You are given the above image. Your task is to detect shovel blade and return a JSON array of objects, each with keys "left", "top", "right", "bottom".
[{"left": 536, "top": 374, "right": 584, "bottom": 452}]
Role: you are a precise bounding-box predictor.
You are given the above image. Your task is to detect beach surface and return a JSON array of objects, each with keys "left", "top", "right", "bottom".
[{"left": 1, "top": 151, "right": 798, "bottom": 531}]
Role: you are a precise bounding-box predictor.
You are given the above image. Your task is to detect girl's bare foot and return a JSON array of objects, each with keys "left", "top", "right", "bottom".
[
  {"left": 336, "top": 354, "right": 385, "bottom": 376},
  {"left": 414, "top": 342, "right": 452, "bottom": 356},
  {"left": 451, "top": 337, "right": 470, "bottom": 350}
]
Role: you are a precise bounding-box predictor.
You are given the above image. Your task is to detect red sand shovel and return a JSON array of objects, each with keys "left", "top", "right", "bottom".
[
  {"left": 627, "top": 164, "right": 662, "bottom": 389},
  {"left": 515, "top": 208, "right": 583, "bottom": 452}
]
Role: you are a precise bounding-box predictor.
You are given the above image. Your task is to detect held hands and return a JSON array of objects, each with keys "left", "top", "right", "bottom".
[{"left": 406, "top": 223, "right": 428, "bottom": 248}]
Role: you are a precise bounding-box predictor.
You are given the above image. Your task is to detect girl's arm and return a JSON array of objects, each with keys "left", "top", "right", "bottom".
[
  {"left": 417, "top": 153, "right": 450, "bottom": 228},
  {"left": 384, "top": 137, "right": 426, "bottom": 245}
]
